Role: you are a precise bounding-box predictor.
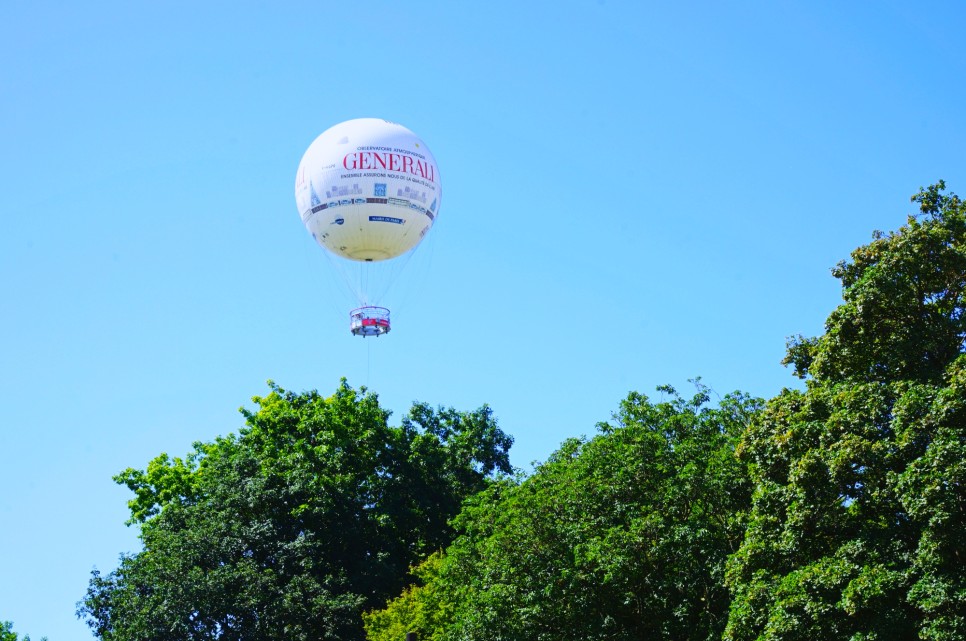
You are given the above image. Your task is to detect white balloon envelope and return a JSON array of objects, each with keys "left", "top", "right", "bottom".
[
  {"left": 295, "top": 119, "right": 442, "bottom": 336},
  {"left": 295, "top": 118, "right": 441, "bottom": 262}
]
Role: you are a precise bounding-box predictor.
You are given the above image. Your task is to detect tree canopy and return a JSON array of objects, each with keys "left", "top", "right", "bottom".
[
  {"left": 77, "top": 182, "right": 965, "bottom": 641},
  {"left": 366, "top": 182, "right": 965, "bottom": 641},
  {"left": 365, "top": 384, "right": 762, "bottom": 641},
  {"left": 78, "top": 381, "right": 512, "bottom": 641},
  {"left": 725, "top": 182, "right": 966, "bottom": 640},
  {"left": 0, "top": 621, "right": 45, "bottom": 641}
]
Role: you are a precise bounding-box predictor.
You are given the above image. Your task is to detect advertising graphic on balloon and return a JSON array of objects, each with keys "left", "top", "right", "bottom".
[{"left": 295, "top": 118, "right": 442, "bottom": 336}]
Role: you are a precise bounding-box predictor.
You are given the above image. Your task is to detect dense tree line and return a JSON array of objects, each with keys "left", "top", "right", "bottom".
[
  {"left": 365, "top": 182, "right": 965, "bottom": 641},
  {"left": 364, "top": 385, "right": 762, "bottom": 641},
  {"left": 78, "top": 382, "right": 512, "bottom": 640},
  {"left": 80, "top": 183, "right": 964, "bottom": 640}
]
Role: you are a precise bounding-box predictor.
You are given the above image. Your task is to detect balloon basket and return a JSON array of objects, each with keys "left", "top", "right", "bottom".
[{"left": 349, "top": 306, "right": 391, "bottom": 337}]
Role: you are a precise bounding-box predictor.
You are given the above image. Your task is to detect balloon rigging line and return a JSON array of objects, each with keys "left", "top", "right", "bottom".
[
  {"left": 390, "top": 229, "right": 436, "bottom": 318},
  {"left": 305, "top": 238, "right": 350, "bottom": 322},
  {"left": 321, "top": 246, "right": 362, "bottom": 304}
]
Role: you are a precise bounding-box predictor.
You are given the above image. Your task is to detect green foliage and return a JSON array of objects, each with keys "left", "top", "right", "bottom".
[
  {"left": 76, "top": 181, "right": 966, "bottom": 641},
  {"left": 366, "top": 384, "right": 762, "bottom": 641},
  {"left": 0, "top": 621, "right": 46, "bottom": 641},
  {"left": 78, "top": 380, "right": 512, "bottom": 641},
  {"left": 726, "top": 182, "right": 966, "bottom": 640},
  {"left": 784, "top": 180, "right": 966, "bottom": 384},
  {"left": 363, "top": 552, "right": 451, "bottom": 641}
]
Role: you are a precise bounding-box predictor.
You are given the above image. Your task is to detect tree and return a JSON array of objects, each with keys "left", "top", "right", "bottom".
[
  {"left": 78, "top": 380, "right": 512, "bottom": 641},
  {"left": 0, "top": 620, "right": 46, "bottom": 641},
  {"left": 725, "top": 182, "right": 966, "bottom": 640},
  {"left": 366, "top": 384, "right": 761, "bottom": 641}
]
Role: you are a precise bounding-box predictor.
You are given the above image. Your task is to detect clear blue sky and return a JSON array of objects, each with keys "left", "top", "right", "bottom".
[{"left": 1, "top": 1, "right": 963, "bottom": 638}]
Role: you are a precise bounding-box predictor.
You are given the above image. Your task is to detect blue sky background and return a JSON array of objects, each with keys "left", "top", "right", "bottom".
[{"left": 1, "top": 1, "right": 964, "bottom": 638}]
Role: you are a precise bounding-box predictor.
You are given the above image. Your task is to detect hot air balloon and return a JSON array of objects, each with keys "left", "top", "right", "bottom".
[{"left": 295, "top": 119, "right": 441, "bottom": 336}]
